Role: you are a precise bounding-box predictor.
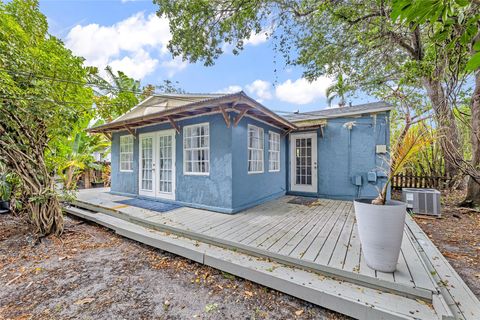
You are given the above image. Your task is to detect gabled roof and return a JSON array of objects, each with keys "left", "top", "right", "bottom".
[
  {"left": 284, "top": 102, "right": 393, "bottom": 123},
  {"left": 89, "top": 91, "right": 296, "bottom": 133}
]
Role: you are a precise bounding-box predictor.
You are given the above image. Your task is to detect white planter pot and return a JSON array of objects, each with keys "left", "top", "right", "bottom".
[{"left": 353, "top": 199, "right": 407, "bottom": 272}]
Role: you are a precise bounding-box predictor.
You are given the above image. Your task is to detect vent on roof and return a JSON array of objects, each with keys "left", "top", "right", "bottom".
[{"left": 402, "top": 188, "right": 441, "bottom": 216}]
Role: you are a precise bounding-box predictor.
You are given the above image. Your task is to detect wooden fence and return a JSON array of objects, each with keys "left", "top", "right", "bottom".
[{"left": 392, "top": 172, "right": 450, "bottom": 190}]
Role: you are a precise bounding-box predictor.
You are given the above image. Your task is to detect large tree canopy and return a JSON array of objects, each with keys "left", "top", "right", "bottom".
[
  {"left": 155, "top": 0, "right": 480, "bottom": 197},
  {"left": 0, "top": 0, "right": 93, "bottom": 236}
]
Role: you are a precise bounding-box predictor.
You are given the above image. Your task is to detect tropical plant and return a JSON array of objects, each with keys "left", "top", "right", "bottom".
[
  {"left": 0, "top": 174, "right": 11, "bottom": 201},
  {"left": 373, "top": 125, "right": 434, "bottom": 205},
  {"left": 87, "top": 66, "right": 141, "bottom": 121},
  {"left": 326, "top": 74, "right": 349, "bottom": 107},
  {"left": 0, "top": 0, "right": 93, "bottom": 236}
]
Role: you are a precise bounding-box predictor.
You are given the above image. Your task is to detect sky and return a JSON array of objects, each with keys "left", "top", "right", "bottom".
[{"left": 40, "top": 0, "right": 373, "bottom": 113}]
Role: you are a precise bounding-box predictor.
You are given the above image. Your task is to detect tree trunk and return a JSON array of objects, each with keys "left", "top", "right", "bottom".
[
  {"left": 423, "top": 77, "right": 462, "bottom": 181},
  {"left": 84, "top": 169, "right": 92, "bottom": 189},
  {"left": 464, "top": 68, "right": 480, "bottom": 206}
]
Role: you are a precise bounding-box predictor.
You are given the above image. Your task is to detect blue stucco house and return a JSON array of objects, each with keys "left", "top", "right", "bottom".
[{"left": 90, "top": 92, "right": 392, "bottom": 213}]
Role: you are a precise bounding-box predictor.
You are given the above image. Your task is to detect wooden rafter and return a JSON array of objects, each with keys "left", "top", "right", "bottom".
[
  {"left": 167, "top": 116, "right": 180, "bottom": 134},
  {"left": 219, "top": 106, "right": 231, "bottom": 128},
  {"left": 233, "top": 108, "right": 248, "bottom": 127},
  {"left": 282, "top": 129, "right": 292, "bottom": 137},
  {"left": 125, "top": 126, "right": 136, "bottom": 138}
]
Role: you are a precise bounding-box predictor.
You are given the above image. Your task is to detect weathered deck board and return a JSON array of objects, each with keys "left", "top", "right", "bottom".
[
  {"left": 254, "top": 203, "right": 321, "bottom": 249},
  {"left": 274, "top": 200, "right": 336, "bottom": 255},
  {"left": 268, "top": 200, "right": 334, "bottom": 253},
  {"left": 327, "top": 205, "right": 356, "bottom": 270},
  {"left": 314, "top": 202, "right": 351, "bottom": 265},
  {"left": 287, "top": 201, "right": 341, "bottom": 259},
  {"left": 226, "top": 202, "right": 307, "bottom": 242},
  {"left": 301, "top": 201, "right": 348, "bottom": 261},
  {"left": 343, "top": 224, "right": 361, "bottom": 273}
]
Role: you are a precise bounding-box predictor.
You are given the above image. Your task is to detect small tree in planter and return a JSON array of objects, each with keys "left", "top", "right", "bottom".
[{"left": 354, "top": 125, "right": 433, "bottom": 272}]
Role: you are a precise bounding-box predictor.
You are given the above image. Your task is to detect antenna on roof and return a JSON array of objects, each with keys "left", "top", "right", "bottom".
[{"left": 293, "top": 109, "right": 300, "bottom": 114}]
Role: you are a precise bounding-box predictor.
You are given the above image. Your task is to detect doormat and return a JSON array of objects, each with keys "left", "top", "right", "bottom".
[
  {"left": 288, "top": 196, "right": 321, "bottom": 206},
  {"left": 115, "top": 198, "right": 182, "bottom": 213}
]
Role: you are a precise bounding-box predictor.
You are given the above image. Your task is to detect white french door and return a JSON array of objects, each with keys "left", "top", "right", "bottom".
[
  {"left": 290, "top": 132, "right": 317, "bottom": 193},
  {"left": 139, "top": 130, "right": 176, "bottom": 200}
]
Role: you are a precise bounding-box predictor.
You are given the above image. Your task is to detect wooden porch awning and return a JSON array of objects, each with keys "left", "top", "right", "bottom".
[{"left": 88, "top": 91, "right": 297, "bottom": 133}]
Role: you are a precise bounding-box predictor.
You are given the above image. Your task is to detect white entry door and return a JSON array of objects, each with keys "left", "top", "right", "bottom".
[
  {"left": 139, "top": 130, "right": 176, "bottom": 200},
  {"left": 290, "top": 132, "right": 318, "bottom": 193}
]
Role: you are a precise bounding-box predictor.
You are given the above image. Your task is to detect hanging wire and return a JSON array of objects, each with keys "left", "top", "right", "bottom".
[{"left": 0, "top": 67, "right": 145, "bottom": 95}]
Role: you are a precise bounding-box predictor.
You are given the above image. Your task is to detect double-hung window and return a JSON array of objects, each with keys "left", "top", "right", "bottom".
[
  {"left": 184, "top": 123, "right": 210, "bottom": 175},
  {"left": 119, "top": 135, "right": 133, "bottom": 172},
  {"left": 268, "top": 131, "right": 280, "bottom": 172},
  {"left": 248, "top": 125, "right": 264, "bottom": 173}
]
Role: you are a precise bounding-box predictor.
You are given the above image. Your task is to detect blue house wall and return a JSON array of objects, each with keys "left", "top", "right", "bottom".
[
  {"left": 111, "top": 113, "right": 287, "bottom": 213},
  {"left": 231, "top": 117, "right": 287, "bottom": 211},
  {"left": 111, "top": 111, "right": 389, "bottom": 212},
  {"left": 287, "top": 112, "right": 389, "bottom": 200}
]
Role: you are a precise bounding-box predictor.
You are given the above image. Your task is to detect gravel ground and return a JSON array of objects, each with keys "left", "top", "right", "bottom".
[{"left": 0, "top": 213, "right": 348, "bottom": 320}]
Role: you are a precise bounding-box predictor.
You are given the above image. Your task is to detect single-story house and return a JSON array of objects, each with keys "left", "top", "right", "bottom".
[{"left": 89, "top": 92, "right": 392, "bottom": 213}]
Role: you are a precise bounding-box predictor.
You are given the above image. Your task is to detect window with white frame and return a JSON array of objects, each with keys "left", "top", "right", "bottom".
[
  {"left": 119, "top": 135, "right": 133, "bottom": 172},
  {"left": 268, "top": 131, "right": 280, "bottom": 172},
  {"left": 184, "top": 123, "right": 210, "bottom": 175},
  {"left": 248, "top": 125, "right": 264, "bottom": 173}
]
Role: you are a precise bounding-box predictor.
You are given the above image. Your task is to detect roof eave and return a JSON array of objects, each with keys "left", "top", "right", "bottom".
[
  {"left": 289, "top": 105, "right": 393, "bottom": 123},
  {"left": 88, "top": 92, "right": 297, "bottom": 133}
]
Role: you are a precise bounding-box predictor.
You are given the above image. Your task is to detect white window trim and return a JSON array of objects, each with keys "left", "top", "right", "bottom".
[
  {"left": 247, "top": 124, "right": 264, "bottom": 174},
  {"left": 119, "top": 135, "right": 134, "bottom": 172},
  {"left": 183, "top": 122, "right": 210, "bottom": 176},
  {"left": 268, "top": 131, "right": 281, "bottom": 172}
]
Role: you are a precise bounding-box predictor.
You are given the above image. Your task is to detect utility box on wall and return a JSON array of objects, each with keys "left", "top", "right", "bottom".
[{"left": 402, "top": 188, "right": 441, "bottom": 216}]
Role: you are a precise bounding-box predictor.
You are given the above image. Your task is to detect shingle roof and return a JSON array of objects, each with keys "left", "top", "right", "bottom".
[{"left": 284, "top": 102, "right": 393, "bottom": 122}]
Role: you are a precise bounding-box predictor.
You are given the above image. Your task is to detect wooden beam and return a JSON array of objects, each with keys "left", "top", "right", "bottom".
[
  {"left": 219, "top": 106, "right": 231, "bottom": 128},
  {"left": 282, "top": 129, "right": 292, "bottom": 137},
  {"left": 125, "top": 126, "right": 136, "bottom": 138},
  {"left": 167, "top": 116, "right": 180, "bottom": 134},
  {"left": 233, "top": 108, "right": 248, "bottom": 127}
]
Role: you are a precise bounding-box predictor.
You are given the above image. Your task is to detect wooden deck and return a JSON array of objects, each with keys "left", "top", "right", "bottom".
[{"left": 66, "top": 188, "right": 480, "bottom": 320}]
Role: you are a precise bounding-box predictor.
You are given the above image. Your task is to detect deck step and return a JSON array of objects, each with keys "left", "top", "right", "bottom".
[{"left": 64, "top": 205, "right": 444, "bottom": 320}]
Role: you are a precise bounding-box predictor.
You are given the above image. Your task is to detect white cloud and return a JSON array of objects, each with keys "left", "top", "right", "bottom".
[
  {"left": 65, "top": 12, "right": 184, "bottom": 80},
  {"left": 246, "top": 80, "right": 273, "bottom": 100},
  {"left": 275, "top": 77, "right": 333, "bottom": 105},
  {"left": 161, "top": 58, "right": 188, "bottom": 78},
  {"left": 244, "top": 30, "right": 270, "bottom": 46},
  {"left": 217, "top": 85, "right": 243, "bottom": 94},
  {"left": 109, "top": 50, "right": 158, "bottom": 80}
]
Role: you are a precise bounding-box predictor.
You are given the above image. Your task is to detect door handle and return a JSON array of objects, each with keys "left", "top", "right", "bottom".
[{"left": 314, "top": 162, "right": 317, "bottom": 169}]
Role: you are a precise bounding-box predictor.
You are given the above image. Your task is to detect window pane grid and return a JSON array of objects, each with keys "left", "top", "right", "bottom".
[
  {"left": 248, "top": 125, "right": 264, "bottom": 173},
  {"left": 295, "top": 138, "right": 312, "bottom": 185},
  {"left": 141, "top": 137, "right": 153, "bottom": 190},
  {"left": 120, "top": 135, "right": 133, "bottom": 171},
  {"left": 268, "top": 131, "right": 280, "bottom": 172},
  {"left": 159, "top": 135, "right": 173, "bottom": 193},
  {"left": 184, "top": 123, "right": 210, "bottom": 174}
]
